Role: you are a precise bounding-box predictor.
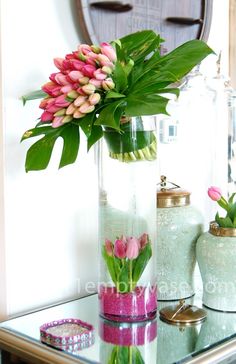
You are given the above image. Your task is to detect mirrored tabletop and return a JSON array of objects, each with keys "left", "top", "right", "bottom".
[{"left": 1, "top": 290, "right": 236, "bottom": 364}]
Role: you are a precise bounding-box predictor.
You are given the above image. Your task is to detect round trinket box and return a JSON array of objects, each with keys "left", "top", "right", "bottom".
[{"left": 40, "top": 318, "right": 94, "bottom": 351}]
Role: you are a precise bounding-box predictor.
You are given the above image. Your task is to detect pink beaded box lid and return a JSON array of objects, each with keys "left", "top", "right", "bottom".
[{"left": 40, "top": 318, "right": 94, "bottom": 349}]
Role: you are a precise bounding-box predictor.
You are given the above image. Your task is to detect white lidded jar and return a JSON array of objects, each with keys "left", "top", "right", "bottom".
[{"left": 156, "top": 178, "right": 204, "bottom": 300}]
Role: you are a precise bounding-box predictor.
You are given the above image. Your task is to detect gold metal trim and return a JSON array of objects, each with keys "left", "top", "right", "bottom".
[
  {"left": 0, "top": 328, "right": 85, "bottom": 363},
  {"left": 157, "top": 194, "right": 190, "bottom": 208},
  {"left": 209, "top": 221, "right": 236, "bottom": 237}
]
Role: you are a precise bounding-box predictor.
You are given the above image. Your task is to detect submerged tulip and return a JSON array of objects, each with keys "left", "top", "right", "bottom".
[
  {"left": 126, "top": 237, "right": 139, "bottom": 260},
  {"left": 114, "top": 239, "right": 126, "bottom": 259},
  {"left": 105, "top": 239, "right": 113, "bottom": 257}
]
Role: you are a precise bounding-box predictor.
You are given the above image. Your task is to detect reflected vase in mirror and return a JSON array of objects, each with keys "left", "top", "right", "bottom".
[
  {"left": 99, "top": 317, "right": 157, "bottom": 363},
  {"left": 98, "top": 116, "right": 157, "bottom": 322}
]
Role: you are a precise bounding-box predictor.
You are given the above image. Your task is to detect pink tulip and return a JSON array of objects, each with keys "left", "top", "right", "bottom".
[
  {"left": 42, "top": 82, "right": 61, "bottom": 97},
  {"left": 39, "top": 98, "right": 54, "bottom": 109},
  {"left": 138, "top": 233, "right": 149, "bottom": 250},
  {"left": 53, "top": 57, "right": 64, "bottom": 71},
  {"left": 94, "top": 69, "right": 107, "bottom": 81},
  {"left": 62, "top": 60, "right": 72, "bottom": 70},
  {"left": 89, "top": 78, "right": 102, "bottom": 88},
  {"left": 73, "top": 109, "right": 85, "bottom": 119},
  {"left": 55, "top": 73, "right": 70, "bottom": 86},
  {"left": 52, "top": 116, "right": 64, "bottom": 128},
  {"left": 77, "top": 87, "right": 87, "bottom": 96},
  {"left": 71, "top": 59, "right": 84, "bottom": 71},
  {"left": 89, "top": 93, "right": 101, "bottom": 105},
  {"left": 41, "top": 111, "right": 53, "bottom": 122},
  {"left": 66, "top": 103, "right": 77, "bottom": 115},
  {"left": 78, "top": 44, "right": 92, "bottom": 55},
  {"left": 49, "top": 73, "right": 58, "bottom": 83},
  {"left": 54, "top": 94, "right": 71, "bottom": 108},
  {"left": 61, "top": 85, "right": 74, "bottom": 94},
  {"left": 74, "top": 95, "right": 87, "bottom": 107},
  {"left": 46, "top": 103, "right": 62, "bottom": 114},
  {"left": 68, "top": 70, "right": 84, "bottom": 82},
  {"left": 79, "top": 102, "right": 95, "bottom": 114},
  {"left": 82, "top": 84, "right": 96, "bottom": 95},
  {"left": 208, "top": 186, "right": 222, "bottom": 201},
  {"left": 114, "top": 239, "right": 126, "bottom": 259},
  {"left": 100, "top": 42, "right": 117, "bottom": 62},
  {"left": 97, "top": 54, "right": 115, "bottom": 68},
  {"left": 105, "top": 239, "right": 113, "bottom": 257},
  {"left": 82, "top": 65, "right": 96, "bottom": 78},
  {"left": 126, "top": 237, "right": 139, "bottom": 260}
]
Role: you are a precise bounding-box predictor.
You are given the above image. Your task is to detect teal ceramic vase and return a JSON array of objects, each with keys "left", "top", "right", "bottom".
[{"left": 196, "top": 222, "right": 236, "bottom": 312}]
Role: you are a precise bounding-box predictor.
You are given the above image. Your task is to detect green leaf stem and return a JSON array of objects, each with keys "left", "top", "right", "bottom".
[{"left": 22, "top": 90, "right": 47, "bottom": 105}]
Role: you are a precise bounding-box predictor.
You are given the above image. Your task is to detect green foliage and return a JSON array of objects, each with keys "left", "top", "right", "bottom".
[
  {"left": 22, "top": 90, "right": 46, "bottom": 105},
  {"left": 214, "top": 193, "right": 236, "bottom": 228},
  {"left": 108, "top": 346, "right": 145, "bottom": 364}
]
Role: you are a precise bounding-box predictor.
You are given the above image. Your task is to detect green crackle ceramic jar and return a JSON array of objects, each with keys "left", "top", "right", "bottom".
[
  {"left": 196, "top": 222, "right": 236, "bottom": 312},
  {"left": 156, "top": 182, "right": 204, "bottom": 300}
]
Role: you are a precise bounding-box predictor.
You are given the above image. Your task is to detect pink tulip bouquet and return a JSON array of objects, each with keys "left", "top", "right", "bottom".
[
  {"left": 103, "top": 233, "right": 151, "bottom": 293},
  {"left": 22, "top": 30, "right": 213, "bottom": 171},
  {"left": 208, "top": 186, "right": 236, "bottom": 228}
]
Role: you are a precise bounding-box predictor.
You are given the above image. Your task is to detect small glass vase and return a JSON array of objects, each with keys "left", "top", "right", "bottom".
[
  {"left": 99, "top": 317, "right": 157, "bottom": 364},
  {"left": 196, "top": 222, "right": 236, "bottom": 312},
  {"left": 98, "top": 116, "right": 157, "bottom": 322}
]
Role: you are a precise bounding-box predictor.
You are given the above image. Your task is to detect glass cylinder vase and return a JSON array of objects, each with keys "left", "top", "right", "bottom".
[{"left": 98, "top": 116, "right": 157, "bottom": 322}]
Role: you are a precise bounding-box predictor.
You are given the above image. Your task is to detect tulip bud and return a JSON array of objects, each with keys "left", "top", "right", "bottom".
[
  {"left": 73, "top": 109, "right": 85, "bottom": 119},
  {"left": 114, "top": 239, "right": 126, "bottom": 259},
  {"left": 74, "top": 95, "right": 87, "bottom": 107},
  {"left": 68, "top": 70, "right": 84, "bottom": 82},
  {"left": 66, "top": 103, "right": 77, "bottom": 115},
  {"left": 61, "top": 85, "right": 73, "bottom": 94},
  {"left": 105, "top": 239, "right": 113, "bottom": 256},
  {"left": 94, "top": 69, "right": 107, "bottom": 81},
  {"left": 54, "top": 108, "right": 66, "bottom": 117},
  {"left": 82, "top": 84, "right": 96, "bottom": 95},
  {"left": 52, "top": 116, "right": 64, "bottom": 128},
  {"left": 79, "top": 102, "right": 95, "bottom": 114},
  {"left": 91, "top": 45, "right": 101, "bottom": 54},
  {"left": 67, "top": 90, "right": 79, "bottom": 99},
  {"left": 53, "top": 57, "right": 64, "bottom": 71},
  {"left": 41, "top": 111, "right": 53, "bottom": 122},
  {"left": 55, "top": 73, "right": 69, "bottom": 86},
  {"left": 78, "top": 44, "right": 92, "bottom": 55},
  {"left": 126, "top": 237, "right": 139, "bottom": 260},
  {"left": 79, "top": 77, "right": 90, "bottom": 85},
  {"left": 208, "top": 187, "right": 222, "bottom": 201},
  {"left": 78, "top": 52, "right": 87, "bottom": 61},
  {"left": 89, "top": 93, "right": 101, "bottom": 105},
  {"left": 62, "top": 115, "right": 73, "bottom": 124},
  {"left": 82, "top": 64, "right": 96, "bottom": 78},
  {"left": 138, "top": 233, "right": 149, "bottom": 250},
  {"left": 54, "top": 94, "right": 71, "bottom": 108},
  {"left": 100, "top": 42, "right": 117, "bottom": 62},
  {"left": 102, "top": 66, "right": 113, "bottom": 75},
  {"left": 89, "top": 78, "right": 102, "bottom": 89},
  {"left": 102, "top": 78, "right": 115, "bottom": 91}
]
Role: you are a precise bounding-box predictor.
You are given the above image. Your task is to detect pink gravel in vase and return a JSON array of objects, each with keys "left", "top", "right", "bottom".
[
  {"left": 99, "top": 285, "right": 157, "bottom": 322},
  {"left": 99, "top": 318, "right": 157, "bottom": 346}
]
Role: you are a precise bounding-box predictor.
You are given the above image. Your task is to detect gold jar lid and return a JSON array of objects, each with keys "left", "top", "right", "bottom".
[
  {"left": 159, "top": 300, "right": 207, "bottom": 326},
  {"left": 157, "top": 176, "right": 190, "bottom": 208},
  {"left": 209, "top": 221, "right": 236, "bottom": 237}
]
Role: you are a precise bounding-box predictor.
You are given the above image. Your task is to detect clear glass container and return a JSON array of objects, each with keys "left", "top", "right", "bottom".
[
  {"left": 98, "top": 116, "right": 157, "bottom": 322},
  {"left": 99, "top": 317, "right": 157, "bottom": 364}
]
